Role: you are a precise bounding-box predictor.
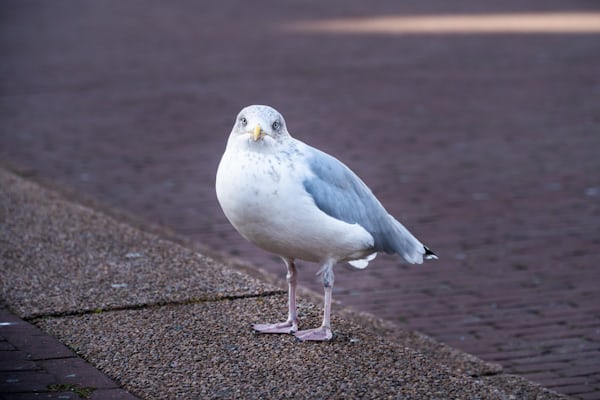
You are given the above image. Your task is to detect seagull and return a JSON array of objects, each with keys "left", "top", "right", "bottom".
[{"left": 216, "top": 105, "right": 437, "bottom": 341}]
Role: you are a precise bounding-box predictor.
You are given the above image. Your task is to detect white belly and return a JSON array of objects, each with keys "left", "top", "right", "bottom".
[{"left": 216, "top": 144, "right": 374, "bottom": 263}]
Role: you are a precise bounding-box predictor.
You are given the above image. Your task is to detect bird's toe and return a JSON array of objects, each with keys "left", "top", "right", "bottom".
[
  {"left": 253, "top": 320, "right": 298, "bottom": 334},
  {"left": 294, "top": 326, "right": 333, "bottom": 342}
]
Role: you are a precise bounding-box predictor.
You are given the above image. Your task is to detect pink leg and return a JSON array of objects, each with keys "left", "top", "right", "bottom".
[
  {"left": 254, "top": 258, "right": 299, "bottom": 334},
  {"left": 294, "top": 261, "right": 334, "bottom": 341}
]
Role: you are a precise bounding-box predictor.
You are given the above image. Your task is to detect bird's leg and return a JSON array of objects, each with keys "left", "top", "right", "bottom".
[
  {"left": 294, "top": 261, "right": 334, "bottom": 341},
  {"left": 253, "top": 258, "right": 299, "bottom": 334}
]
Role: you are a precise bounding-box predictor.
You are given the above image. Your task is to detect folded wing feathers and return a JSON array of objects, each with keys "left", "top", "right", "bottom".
[{"left": 303, "top": 148, "right": 437, "bottom": 265}]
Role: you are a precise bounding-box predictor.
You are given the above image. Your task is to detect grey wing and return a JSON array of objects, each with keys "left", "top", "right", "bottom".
[{"left": 302, "top": 147, "right": 427, "bottom": 263}]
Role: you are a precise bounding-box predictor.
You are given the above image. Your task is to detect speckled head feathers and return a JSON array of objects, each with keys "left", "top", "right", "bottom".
[{"left": 232, "top": 105, "right": 288, "bottom": 140}]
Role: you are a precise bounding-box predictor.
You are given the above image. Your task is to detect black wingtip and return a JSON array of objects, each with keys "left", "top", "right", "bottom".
[{"left": 424, "top": 246, "right": 438, "bottom": 260}]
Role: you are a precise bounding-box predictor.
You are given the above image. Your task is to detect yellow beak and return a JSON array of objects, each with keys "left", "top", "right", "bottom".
[{"left": 253, "top": 124, "right": 264, "bottom": 141}]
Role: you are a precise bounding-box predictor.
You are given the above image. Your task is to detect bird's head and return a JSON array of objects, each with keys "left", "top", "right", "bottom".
[{"left": 231, "top": 105, "right": 289, "bottom": 144}]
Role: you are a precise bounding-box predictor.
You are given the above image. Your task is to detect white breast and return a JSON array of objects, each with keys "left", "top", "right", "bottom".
[{"left": 216, "top": 137, "right": 374, "bottom": 263}]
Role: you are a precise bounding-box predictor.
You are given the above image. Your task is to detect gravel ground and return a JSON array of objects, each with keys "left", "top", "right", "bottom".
[
  {"left": 0, "top": 169, "right": 278, "bottom": 319},
  {"left": 35, "top": 298, "right": 535, "bottom": 400}
]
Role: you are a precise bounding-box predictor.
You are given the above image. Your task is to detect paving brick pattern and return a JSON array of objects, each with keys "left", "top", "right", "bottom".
[
  {"left": 1, "top": 1, "right": 599, "bottom": 398},
  {"left": 0, "top": 307, "right": 140, "bottom": 400}
]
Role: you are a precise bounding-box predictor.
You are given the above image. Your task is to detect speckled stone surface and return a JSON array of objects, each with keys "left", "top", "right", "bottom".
[
  {"left": 36, "top": 297, "right": 527, "bottom": 400},
  {"left": 0, "top": 168, "right": 564, "bottom": 399},
  {"left": 0, "top": 169, "right": 278, "bottom": 319}
]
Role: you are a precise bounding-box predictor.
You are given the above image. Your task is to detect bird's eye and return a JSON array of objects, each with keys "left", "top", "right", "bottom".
[
  {"left": 240, "top": 117, "right": 248, "bottom": 127},
  {"left": 272, "top": 120, "right": 281, "bottom": 130}
]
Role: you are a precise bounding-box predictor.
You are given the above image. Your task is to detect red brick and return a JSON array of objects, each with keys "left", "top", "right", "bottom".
[
  {"left": 0, "top": 350, "right": 39, "bottom": 372},
  {"left": 567, "top": 364, "right": 600, "bottom": 377},
  {"left": 543, "top": 376, "right": 593, "bottom": 388},
  {"left": 0, "top": 341, "right": 15, "bottom": 351},
  {"left": 39, "top": 358, "right": 119, "bottom": 389},
  {"left": 0, "top": 370, "right": 56, "bottom": 392},
  {"left": 0, "top": 316, "right": 75, "bottom": 360},
  {"left": 511, "top": 362, "right": 570, "bottom": 374},
  {"left": 519, "top": 371, "right": 561, "bottom": 384},
  {"left": 554, "top": 384, "right": 597, "bottom": 396},
  {"left": 576, "top": 392, "right": 600, "bottom": 400},
  {"left": 90, "top": 389, "right": 140, "bottom": 400},
  {"left": 477, "top": 348, "right": 542, "bottom": 362},
  {"left": 2, "top": 393, "right": 78, "bottom": 400}
]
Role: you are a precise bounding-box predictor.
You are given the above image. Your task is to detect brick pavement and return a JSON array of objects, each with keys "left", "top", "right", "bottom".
[
  {"left": 1, "top": 0, "right": 599, "bottom": 398},
  {"left": 0, "top": 306, "right": 139, "bottom": 399}
]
